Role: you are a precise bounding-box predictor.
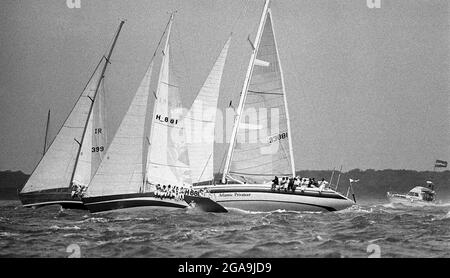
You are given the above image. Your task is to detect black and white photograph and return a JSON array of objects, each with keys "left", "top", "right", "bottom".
[{"left": 0, "top": 0, "right": 449, "bottom": 261}]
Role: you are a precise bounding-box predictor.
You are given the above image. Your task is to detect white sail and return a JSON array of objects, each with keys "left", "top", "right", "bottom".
[
  {"left": 185, "top": 37, "right": 231, "bottom": 184},
  {"left": 21, "top": 58, "right": 106, "bottom": 193},
  {"left": 85, "top": 61, "right": 154, "bottom": 197},
  {"left": 92, "top": 83, "right": 108, "bottom": 172},
  {"left": 72, "top": 78, "right": 108, "bottom": 187},
  {"left": 224, "top": 8, "right": 295, "bottom": 184},
  {"left": 146, "top": 43, "right": 192, "bottom": 188},
  {"left": 72, "top": 110, "right": 93, "bottom": 187}
]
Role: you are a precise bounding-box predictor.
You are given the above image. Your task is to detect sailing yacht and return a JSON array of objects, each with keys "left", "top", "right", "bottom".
[
  {"left": 19, "top": 21, "right": 124, "bottom": 209},
  {"left": 82, "top": 14, "right": 227, "bottom": 213},
  {"left": 193, "top": 0, "right": 355, "bottom": 212}
]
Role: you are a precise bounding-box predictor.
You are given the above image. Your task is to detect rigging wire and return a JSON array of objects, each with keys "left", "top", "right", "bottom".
[
  {"left": 218, "top": 0, "right": 254, "bottom": 175},
  {"left": 229, "top": 0, "right": 251, "bottom": 35},
  {"left": 171, "top": 17, "right": 195, "bottom": 103},
  {"left": 100, "top": 77, "right": 109, "bottom": 145}
]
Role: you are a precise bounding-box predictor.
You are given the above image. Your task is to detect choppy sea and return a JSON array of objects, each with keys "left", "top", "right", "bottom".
[{"left": 0, "top": 200, "right": 449, "bottom": 258}]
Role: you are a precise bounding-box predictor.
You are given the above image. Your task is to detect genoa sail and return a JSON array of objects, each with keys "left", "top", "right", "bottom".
[
  {"left": 185, "top": 37, "right": 231, "bottom": 184},
  {"left": 145, "top": 42, "right": 192, "bottom": 188},
  {"left": 85, "top": 61, "right": 154, "bottom": 197},
  {"left": 225, "top": 9, "right": 295, "bottom": 184},
  {"left": 92, "top": 82, "right": 108, "bottom": 173},
  {"left": 21, "top": 57, "right": 106, "bottom": 194},
  {"left": 72, "top": 65, "right": 108, "bottom": 187}
]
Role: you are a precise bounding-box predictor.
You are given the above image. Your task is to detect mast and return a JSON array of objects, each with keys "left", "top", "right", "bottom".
[
  {"left": 70, "top": 20, "right": 125, "bottom": 186},
  {"left": 43, "top": 109, "right": 50, "bottom": 157},
  {"left": 335, "top": 165, "right": 343, "bottom": 191},
  {"left": 222, "top": 0, "right": 270, "bottom": 183},
  {"left": 268, "top": 9, "right": 296, "bottom": 177},
  {"left": 144, "top": 12, "right": 175, "bottom": 186}
]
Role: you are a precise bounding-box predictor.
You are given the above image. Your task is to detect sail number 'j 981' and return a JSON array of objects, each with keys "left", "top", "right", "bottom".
[{"left": 268, "top": 132, "right": 288, "bottom": 144}]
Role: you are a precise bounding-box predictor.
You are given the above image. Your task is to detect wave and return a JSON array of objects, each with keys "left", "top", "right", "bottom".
[
  {"left": 339, "top": 205, "right": 374, "bottom": 214},
  {"left": 433, "top": 211, "right": 450, "bottom": 221},
  {"left": 77, "top": 217, "right": 109, "bottom": 224},
  {"left": 434, "top": 202, "right": 450, "bottom": 207},
  {"left": 0, "top": 232, "right": 20, "bottom": 237},
  {"left": 381, "top": 203, "right": 397, "bottom": 209},
  {"left": 2, "top": 196, "right": 450, "bottom": 258},
  {"left": 226, "top": 207, "right": 322, "bottom": 215},
  {"left": 49, "top": 225, "right": 81, "bottom": 231}
]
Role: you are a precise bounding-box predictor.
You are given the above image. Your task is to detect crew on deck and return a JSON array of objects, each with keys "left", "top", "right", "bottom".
[
  {"left": 152, "top": 184, "right": 210, "bottom": 201},
  {"left": 71, "top": 183, "right": 87, "bottom": 198},
  {"left": 318, "top": 178, "right": 330, "bottom": 192},
  {"left": 271, "top": 176, "right": 330, "bottom": 193}
]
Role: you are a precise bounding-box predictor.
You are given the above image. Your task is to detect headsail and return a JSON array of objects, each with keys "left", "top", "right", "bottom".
[
  {"left": 145, "top": 14, "right": 192, "bottom": 188},
  {"left": 185, "top": 37, "right": 232, "bottom": 184},
  {"left": 85, "top": 61, "right": 154, "bottom": 197},
  {"left": 21, "top": 57, "right": 106, "bottom": 194},
  {"left": 92, "top": 83, "right": 108, "bottom": 173},
  {"left": 223, "top": 3, "right": 295, "bottom": 184},
  {"left": 72, "top": 62, "right": 108, "bottom": 187}
]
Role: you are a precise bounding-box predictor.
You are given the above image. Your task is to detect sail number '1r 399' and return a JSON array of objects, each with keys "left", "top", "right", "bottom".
[
  {"left": 92, "top": 146, "right": 104, "bottom": 153},
  {"left": 92, "top": 128, "right": 104, "bottom": 152}
]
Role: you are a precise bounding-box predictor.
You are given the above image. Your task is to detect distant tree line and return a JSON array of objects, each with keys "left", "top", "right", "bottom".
[
  {"left": 296, "top": 169, "right": 450, "bottom": 201},
  {"left": 1, "top": 169, "right": 449, "bottom": 200},
  {"left": 0, "top": 171, "right": 28, "bottom": 200}
]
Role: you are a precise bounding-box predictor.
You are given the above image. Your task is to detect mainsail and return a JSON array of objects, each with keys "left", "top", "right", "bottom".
[
  {"left": 21, "top": 57, "right": 106, "bottom": 194},
  {"left": 146, "top": 19, "right": 192, "bottom": 188},
  {"left": 223, "top": 4, "right": 295, "bottom": 184},
  {"left": 85, "top": 62, "right": 154, "bottom": 197},
  {"left": 185, "top": 37, "right": 231, "bottom": 184}
]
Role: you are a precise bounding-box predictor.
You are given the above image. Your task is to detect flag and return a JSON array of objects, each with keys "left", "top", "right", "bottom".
[
  {"left": 435, "top": 160, "right": 447, "bottom": 168},
  {"left": 349, "top": 179, "right": 359, "bottom": 183}
]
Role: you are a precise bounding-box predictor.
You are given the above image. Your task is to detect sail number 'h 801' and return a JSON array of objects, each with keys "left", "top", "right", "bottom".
[{"left": 156, "top": 114, "right": 179, "bottom": 125}]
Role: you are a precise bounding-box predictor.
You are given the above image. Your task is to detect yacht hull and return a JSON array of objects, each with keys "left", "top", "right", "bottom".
[
  {"left": 19, "top": 188, "right": 86, "bottom": 209},
  {"left": 198, "top": 184, "right": 355, "bottom": 212},
  {"left": 83, "top": 192, "right": 227, "bottom": 213}
]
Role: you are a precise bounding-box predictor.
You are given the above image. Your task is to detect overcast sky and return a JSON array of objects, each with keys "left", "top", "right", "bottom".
[{"left": 0, "top": 0, "right": 448, "bottom": 174}]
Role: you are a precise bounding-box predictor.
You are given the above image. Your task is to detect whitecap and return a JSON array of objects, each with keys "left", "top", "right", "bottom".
[
  {"left": 368, "top": 238, "right": 384, "bottom": 243},
  {"left": 49, "top": 225, "right": 81, "bottom": 230},
  {"left": 0, "top": 232, "right": 20, "bottom": 237}
]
